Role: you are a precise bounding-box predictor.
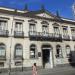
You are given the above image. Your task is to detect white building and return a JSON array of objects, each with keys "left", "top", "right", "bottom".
[{"left": 0, "top": 6, "right": 75, "bottom": 71}]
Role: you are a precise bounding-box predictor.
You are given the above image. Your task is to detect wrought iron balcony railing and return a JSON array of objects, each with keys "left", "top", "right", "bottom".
[
  {"left": 72, "top": 35, "right": 75, "bottom": 41},
  {"left": 62, "top": 35, "right": 70, "bottom": 41},
  {"left": 29, "top": 31, "right": 62, "bottom": 41},
  {"left": 0, "top": 30, "right": 9, "bottom": 37},
  {"left": 0, "top": 56, "right": 6, "bottom": 60},
  {"left": 14, "top": 31, "right": 24, "bottom": 38}
]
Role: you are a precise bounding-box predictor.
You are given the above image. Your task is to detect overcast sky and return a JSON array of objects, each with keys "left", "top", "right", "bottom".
[{"left": 0, "top": 0, "right": 74, "bottom": 19}]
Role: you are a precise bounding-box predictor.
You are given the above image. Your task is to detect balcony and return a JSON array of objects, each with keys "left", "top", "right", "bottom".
[
  {"left": 14, "top": 31, "right": 24, "bottom": 38},
  {"left": 0, "top": 56, "right": 6, "bottom": 60},
  {"left": 0, "top": 30, "right": 9, "bottom": 37},
  {"left": 29, "top": 31, "right": 62, "bottom": 41},
  {"left": 72, "top": 35, "right": 75, "bottom": 41},
  {"left": 62, "top": 35, "right": 70, "bottom": 41}
]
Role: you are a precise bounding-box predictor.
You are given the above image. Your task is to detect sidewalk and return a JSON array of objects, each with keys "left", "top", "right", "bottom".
[{"left": 0, "top": 66, "right": 75, "bottom": 75}]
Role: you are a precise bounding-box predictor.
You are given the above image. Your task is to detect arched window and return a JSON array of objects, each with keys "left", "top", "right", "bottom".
[
  {"left": 56, "top": 45, "right": 62, "bottom": 58},
  {"left": 0, "top": 43, "right": 6, "bottom": 57},
  {"left": 15, "top": 44, "right": 23, "bottom": 58},
  {"left": 66, "top": 45, "right": 71, "bottom": 57},
  {"left": 30, "top": 44, "right": 37, "bottom": 59}
]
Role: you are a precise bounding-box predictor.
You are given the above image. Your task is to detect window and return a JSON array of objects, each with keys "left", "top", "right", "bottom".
[
  {"left": 15, "top": 44, "right": 23, "bottom": 58},
  {"left": 56, "top": 45, "right": 62, "bottom": 58},
  {"left": 15, "top": 22, "right": 23, "bottom": 31},
  {"left": 71, "top": 28, "right": 75, "bottom": 35},
  {"left": 0, "top": 43, "right": 5, "bottom": 57},
  {"left": 30, "top": 44, "right": 37, "bottom": 59},
  {"left": 0, "top": 62, "right": 4, "bottom": 67},
  {"left": 42, "top": 25, "right": 49, "bottom": 33},
  {"left": 15, "top": 61, "right": 22, "bottom": 66},
  {"left": 29, "top": 24, "right": 36, "bottom": 32},
  {"left": 0, "top": 21, "right": 7, "bottom": 30},
  {"left": 66, "top": 45, "right": 71, "bottom": 57},
  {"left": 63, "top": 27, "right": 68, "bottom": 35},
  {"left": 54, "top": 27, "right": 60, "bottom": 34}
]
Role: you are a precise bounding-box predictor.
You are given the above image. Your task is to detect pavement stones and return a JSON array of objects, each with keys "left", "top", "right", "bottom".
[{"left": 0, "top": 66, "right": 75, "bottom": 75}]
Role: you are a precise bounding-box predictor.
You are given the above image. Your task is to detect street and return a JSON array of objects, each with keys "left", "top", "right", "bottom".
[
  {"left": 0, "top": 66, "right": 75, "bottom": 75},
  {"left": 41, "top": 68, "right": 75, "bottom": 75}
]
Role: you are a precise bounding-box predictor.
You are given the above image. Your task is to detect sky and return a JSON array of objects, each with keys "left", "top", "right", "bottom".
[{"left": 0, "top": 0, "right": 74, "bottom": 19}]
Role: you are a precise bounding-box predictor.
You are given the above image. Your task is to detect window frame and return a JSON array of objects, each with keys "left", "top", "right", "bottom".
[
  {"left": 14, "top": 44, "right": 23, "bottom": 59},
  {"left": 56, "top": 45, "right": 63, "bottom": 58},
  {"left": 0, "top": 43, "right": 6, "bottom": 57},
  {"left": 30, "top": 44, "right": 38, "bottom": 59},
  {"left": 0, "top": 20, "right": 8, "bottom": 31},
  {"left": 42, "top": 24, "right": 49, "bottom": 34},
  {"left": 15, "top": 22, "right": 23, "bottom": 32},
  {"left": 65, "top": 45, "right": 71, "bottom": 58}
]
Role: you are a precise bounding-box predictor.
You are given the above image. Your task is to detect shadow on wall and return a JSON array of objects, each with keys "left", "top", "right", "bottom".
[{"left": 68, "top": 51, "right": 75, "bottom": 67}]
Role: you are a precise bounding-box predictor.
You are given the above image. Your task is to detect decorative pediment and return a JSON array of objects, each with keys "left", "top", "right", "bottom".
[
  {"left": 28, "top": 19, "right": 37, "bottom": 24},
  {"left": 52, "top": 23, "right": 59, "bottom": 26},
  {"left": 36, "top": 13, "right": 54, "bottom": 19},
  {"left": 41, "top": 21, "right": 49, "bottom": 25}
]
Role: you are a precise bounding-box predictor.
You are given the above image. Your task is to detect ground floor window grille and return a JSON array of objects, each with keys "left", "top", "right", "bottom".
[
  {"left": 66, "top": 45, "right": 71, "bottom": 58},
  {"left": 15, "top": 61, "right": 22, "bottom": 66},
  {"left": 0, "top": 62, "right": 4, "bottom": 67},
  {"left": 30, "top": 44, "right": 38, "bottom": 59},
  {"left": 56, "top": 45, "right": 62, "bottom": 58}
]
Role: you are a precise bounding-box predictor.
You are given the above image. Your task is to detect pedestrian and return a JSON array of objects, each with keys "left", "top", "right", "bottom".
[{"left": 32, "top": 63, "right": 37, "bottom": 75}]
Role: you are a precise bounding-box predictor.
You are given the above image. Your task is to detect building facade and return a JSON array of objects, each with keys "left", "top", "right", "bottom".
[{"left": 0, "top": 6, "right": 75, "bottom": 71}]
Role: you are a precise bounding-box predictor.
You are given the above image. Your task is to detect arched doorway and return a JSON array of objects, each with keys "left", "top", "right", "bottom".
[{"left": 42, "top": 44, "right": 53, "bottom": 68}]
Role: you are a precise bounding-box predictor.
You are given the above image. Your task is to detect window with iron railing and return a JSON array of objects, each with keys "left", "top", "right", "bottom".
[
  {"left": 71, "top": 28, "right": 75, "bottom": 39},
  {"left": 14, "top": 22, "right": 24, "bottom": 37},
  {"left": 42, "top": 25, "right": 49, "bottom": 36},
  {"left": 15, "top": 22, "right": 23, "bottom": 32},
  {"left": 0, "top": 21, "right": 8, "bottom": 36},
  {"left": 54, "top": 27, "right": 60, "bottom": 34},
  {"left": 63, "top": 27, "right": 68, "bottom": 35},
  {"left": 71, "top": 29, "right": 75, "bottom": 35},
  {"left": 29, "top": 24, "right": 36, "bottom": 32},
  {"left": 0, "top": 20, "right": 7, "bottom": 31}
]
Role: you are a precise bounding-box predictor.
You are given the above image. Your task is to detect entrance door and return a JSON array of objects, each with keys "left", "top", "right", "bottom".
[
  {"left": 42, "top": 45, "right": 53, "bottom": 68},
  {"left": 42, "top": 49, "right": 50, "bottom": 68}
]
